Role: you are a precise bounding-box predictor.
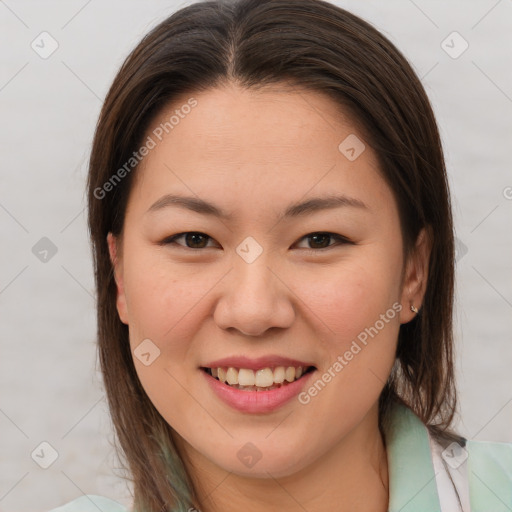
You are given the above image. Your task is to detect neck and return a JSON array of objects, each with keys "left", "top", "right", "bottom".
[{"left": 177, "top": 403, "right": 389, "bottom": 512}]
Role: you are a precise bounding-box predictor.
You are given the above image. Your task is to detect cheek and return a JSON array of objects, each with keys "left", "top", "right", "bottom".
[
  {"left": 122, "top": 251, "right": 217, "bottom": 356},
  {"left": 299, "top": 256, "right": 400, "bottom": 344},
  {"left": 295, "top": 260, "right": 401, "bottom": 420},
  {"left": 121, "top": 253, "right": 212, "bottom": 420}
]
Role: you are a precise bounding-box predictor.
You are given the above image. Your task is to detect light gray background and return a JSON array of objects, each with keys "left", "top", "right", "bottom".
[{"left": 1, "top": 1, "right": 511, "bottom": 511}]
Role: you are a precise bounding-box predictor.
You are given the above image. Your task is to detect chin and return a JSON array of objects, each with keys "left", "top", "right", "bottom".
[{"left": 209, "top": 444, "right": 312, "bottom": 479}]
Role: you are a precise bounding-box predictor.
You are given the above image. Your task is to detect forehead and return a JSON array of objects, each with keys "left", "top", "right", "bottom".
[
  {"left": 147, "top": 83, "right": 366, "bottom": 155},
  {"left": 127, "top": 83, "right": 393, "bottom": 220}
]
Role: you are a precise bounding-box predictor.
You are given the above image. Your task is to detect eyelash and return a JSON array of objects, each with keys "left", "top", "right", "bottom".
[{"left": 160, "top": 232, "right": 353, "bottom": 253}]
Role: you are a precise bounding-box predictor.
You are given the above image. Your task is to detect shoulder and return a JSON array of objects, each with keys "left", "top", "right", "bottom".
[
  {"left": 465, "top": 439, "right": 512, "bottom": 510},
  {"left": 466, "top": 437, "right": 512, "bottom": 461},
  {"left": 465, "top": 438, "right": 512, "bottom": 481},
  {"left": 427, "top": 421, "right": 512, "bottom": 479},
  {"left": 430, "top": 432, "right": 512, "bottom": 511},
  {"left": 48, "top": 495, "right": 129, "bottom": 512}
]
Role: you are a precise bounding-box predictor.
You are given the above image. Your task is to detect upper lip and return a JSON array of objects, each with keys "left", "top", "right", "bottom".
[{"left": 201, "top": 355, "right": 315, "bottom": 370}]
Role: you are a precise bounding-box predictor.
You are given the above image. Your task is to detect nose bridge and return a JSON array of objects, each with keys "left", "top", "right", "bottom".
[
  {"left": 214, "top": 241, "right": 295, "bottom": 336},
  {"left": 233, "top": 248, "right": 279, "bottom": 315},
  {"left": 235, "top": 255, "right": 275, "bottom": 303},
  {"left": 233, "top": 235, "right": 275, "bottom": 298}
]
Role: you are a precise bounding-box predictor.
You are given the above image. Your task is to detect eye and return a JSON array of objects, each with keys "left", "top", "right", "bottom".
[
  {"left": 295, "top": 232, "right": 353, "bottom": 251},
  {"left": 160, "top": 231, "right": 353, "bottom": 251},
  {"left": 160, "top": 232, "right": 218, "bottom": 249}
]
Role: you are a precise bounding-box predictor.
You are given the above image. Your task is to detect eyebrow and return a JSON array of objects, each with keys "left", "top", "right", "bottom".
[{"left": 146, "top": 193, "right": 369, "bottom": 220}]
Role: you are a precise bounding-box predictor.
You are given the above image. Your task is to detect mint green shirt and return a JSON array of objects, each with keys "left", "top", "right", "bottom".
[{"left": 49, "top": 402, "right": 512, "bottom": 512}]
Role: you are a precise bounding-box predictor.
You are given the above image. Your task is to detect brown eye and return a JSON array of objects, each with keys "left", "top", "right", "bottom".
[
  {"left": 161, "top": 231, "right": 352, "bottom": 252},
  {"left": 162, "top": 232, "right": 215, "bottom": 249},
  {"left": 296, "top": 232, "right": 353, "bottom": 251},
  {"left": 308, "top": 233, "right": 332, "bottom": 249}
]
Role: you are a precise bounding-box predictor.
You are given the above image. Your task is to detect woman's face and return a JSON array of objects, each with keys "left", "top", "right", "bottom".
[{"left": 108, "top": 83, "right": 429, "bottom": 479}]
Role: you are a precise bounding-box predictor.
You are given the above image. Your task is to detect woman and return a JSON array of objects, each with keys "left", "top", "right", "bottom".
[{"left": 50, "top": 0, "right": 512, "bottom": 511}]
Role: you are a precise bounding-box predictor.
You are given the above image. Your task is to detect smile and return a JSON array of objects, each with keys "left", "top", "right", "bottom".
[{"left": 202, "top": 366, "right": 315, "bottom": 391}]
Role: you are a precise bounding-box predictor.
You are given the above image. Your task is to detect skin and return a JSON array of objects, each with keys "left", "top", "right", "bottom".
[{"left": 107, "top": 82, "right": 431, "bottom": 512}]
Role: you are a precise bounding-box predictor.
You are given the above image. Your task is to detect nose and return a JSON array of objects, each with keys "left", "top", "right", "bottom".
[{"left": 213, "top": 255, "right": 296, "bottom": 337}]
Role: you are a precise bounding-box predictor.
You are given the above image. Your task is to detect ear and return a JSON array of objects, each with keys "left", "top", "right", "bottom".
[
  {"left": 107, "top": 232, "right": 129, "bottom": 325},
  {"left": 399, "top": 226, "right": 432, "bottom": 324}
]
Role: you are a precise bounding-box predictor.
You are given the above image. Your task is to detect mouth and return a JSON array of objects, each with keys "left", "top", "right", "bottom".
[{"left": 201, "top": 365, "right": 316, "bottom": 392}]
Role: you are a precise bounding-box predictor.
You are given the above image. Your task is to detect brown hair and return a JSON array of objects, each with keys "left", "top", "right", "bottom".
[{"left": 87, "top": 0, "right": 461, "bottom": 510}]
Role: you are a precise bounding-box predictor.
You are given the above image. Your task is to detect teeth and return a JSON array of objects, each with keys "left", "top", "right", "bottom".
[
  {"left": 209, "top": 365, "right": 310, "bottom": 389},
  {"left": 255, "top": 368, "right": 274, "bottom": 387},
  {"left": 238, "top": 368, "right": 255, "bottom": 386},
  {"left": 226, "top": 367, "right": 238, "bottom": 385},
  {"left": 273, "top": 366, "right": 285, "bottom": 383},
  {"left": 285, "top": 367, "right": 295, "bottom": 382}
]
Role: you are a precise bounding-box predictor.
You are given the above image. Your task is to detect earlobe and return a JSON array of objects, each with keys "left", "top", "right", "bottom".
[
  {"left": 399, "top": 226, "right": 432, "bottom": 324},
  {"left": 107, "top": 232, "right": 129, "bottom": 325}
]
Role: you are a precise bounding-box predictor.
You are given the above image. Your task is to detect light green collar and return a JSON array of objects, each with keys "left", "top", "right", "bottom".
[
  {"left": 54, "top": 401, "right": 512, "bottom": 512},
  {"left": 384, "top": 401, "right": 442, "bottom": 512},
  {"left": 384, "top": 400, "right": 512, "bottom": 512}
]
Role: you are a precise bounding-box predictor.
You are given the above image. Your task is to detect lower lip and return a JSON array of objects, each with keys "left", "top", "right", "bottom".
[{"left": 201, "top": 368, "right": 316, "bottom": 414}]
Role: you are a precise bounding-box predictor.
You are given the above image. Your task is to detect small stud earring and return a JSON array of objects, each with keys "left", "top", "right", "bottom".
[{"left": 410, "top": 305, "right": 419, "bottom": 313}]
